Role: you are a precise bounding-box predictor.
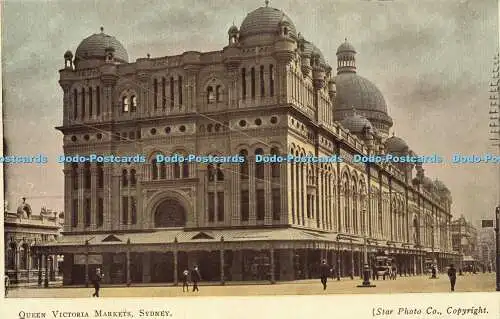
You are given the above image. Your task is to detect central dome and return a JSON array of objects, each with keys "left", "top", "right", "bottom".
[
  {"left": 75, "top": 31, "right": 128, "bottom": 63},
  {"left": 239, "top": 6, "right": 297, "bottom": 40},
  {"left": 335, "top": 73, "right": 388, "bottom": 114}
]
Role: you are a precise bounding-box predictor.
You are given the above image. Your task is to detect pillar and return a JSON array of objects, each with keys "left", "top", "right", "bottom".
[
  {"left": 220, "top": 249, "right": 225, "bottom": 285},
  {"left": 37, "top": 253, "right": 43, "bottom": 286},
  {"left": 44, "top": 253, "right": 49, "bottom": 288},
  {"left": 173, "top": 251, "right": 178, "bottom": 286},
  {"left": 126, "top": 250, "right": 131, "bottom": 286},
  {"left": 270, "top": 248, "right": 275, "bottom": 284},
  {"left": 26, "top": 246, "right": 31, "bottom": 284}
]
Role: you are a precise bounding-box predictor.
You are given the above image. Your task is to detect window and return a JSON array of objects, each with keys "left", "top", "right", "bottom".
[
  {"left": 255, "top": 148, "right": 264, "bottom": 179},
  {"left": 240, "top": 149, "right": 248, "bottom": 180},
  {"left": 170, "top": 76, "right": 174, "bottom": 107},
  {"left": 160, "top": 162, "right": 166, "bottom": 179},
  {"left": 73, "top": 89, "right": 78, "bottom": 119},
  {"left": 217, "top": 192, "right": 224, "bottom": 221},
  {"left": 162, "top": 77, "right": 166, "bottom": 109},
  {"left": 154, "top": 78, "right": 158, "bottom": 110},
  {"left": 208, "top": 192, "right": 215, "bottom": 222},
  {"left": 208, "top": 164, "right": 215, "bottom": 181},
  {"left": 72, "top": 163, "right": 78, "bottom": 190},
  {"left": 307, "top": 194, "right": 312, "bottom": 218},
  {"left": 256, "top": 189, "right": 265, "bottom": 220},
  {"left": 272, "top": 189, "right": 280, "bottom": 220},
  {"left": 182, "top": 162, "right": 189, "bottom": 178},
  {"left": 207, "top": 86, "right": 214, "bottom": 104},
  {"left": 131, "top": 197, "right": 137, "bottom": 225},
  {"left": 122, "top": 96, "right": 129, "bottom": 112},
  {"left": 260, "top": 65, "right": 265, "bottom": 96},
  {"left": 122, "top": 196, "right": 129, "bottom": 224},
  {"left": 84, "top": 198, "right": 91, "bottom": 227},
  {"left": 97, "top": 198, "right": 104, "bottom": 227},
  {"left": 89, "top": 87, "right": 93, "bottom": 116},
  {"left": 96, "top": 86, "right": 101, "bottom": 116},
  {"left": 81, "top": 87, "right": 86, "bottom": 119},
  {"left": 84, "top": 163, "right": 91, "bottom": 189},
  {"left": 271, "top": 147, "right": 280, "bottom": 178},
  {"left": 251, "top": 67, "right": 256, "bottom": 98},
  {"left": 216, "top": 85, "right": 221, "bottom": 102},
  {"left": 216, "top": 164, "right": 224, "bottom": 181},
  {"left": 178, "top": 76, "right": 183, "bottom": 105},
  {"left": 241, "top": 190, "right": 249, "bottom": 221},
  {"left": 269, "top": 64, "right": 274, "bottom": 96},
  {"left": 97, "top": 163, "right": 104, "bottom": 188},
  {"left": 122, "top": 169, "right": 128, "bottom": 187},
  {"left": 130, "top": 169, "right": 137, "bottom": 186},
  {"left": 241, "top": 68, "right": 246, "bottom": 99},
  {"left": 131, "top": 95, "right": 137, "bottom": 112},
  {"left": 151, "top": 159, "right": 158, "bottom": 180},
  {"left": 174, "top": 163, "right": 181, "bottom": 179}
]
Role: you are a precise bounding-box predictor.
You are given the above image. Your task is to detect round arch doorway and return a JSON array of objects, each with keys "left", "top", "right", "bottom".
[{"left": 154, "top": 199, "right": 186, "bottom": 228}]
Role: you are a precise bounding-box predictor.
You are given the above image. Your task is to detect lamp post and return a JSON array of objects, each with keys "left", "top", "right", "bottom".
[{"left": 357, "top": 206, "right": 376, "bottom": 288}]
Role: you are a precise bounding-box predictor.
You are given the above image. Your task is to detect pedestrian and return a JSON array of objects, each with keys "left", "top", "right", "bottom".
[
  {"left": 447, "top": 264, "right": 457, "bottom": 292},
  {"left": 431, "top": 265, "right": 437, "bottom": 279},
  {"left": 4, "top": 274, "right": 10, "bottom": 297},
  {"left": 191, "top": 266, "right": 201, "bottom": 292},
  {"left": 92, "top": 268, "right": 104, "bottom": 297},
  {"left": 319, "top": 259, "right": 330, "bottom": 290},
  {"left": 182, "top": 269, "right": 189, "bottom": 292},
  {"left": 391, "top": 265, "right": 397, "bottom": 280}
]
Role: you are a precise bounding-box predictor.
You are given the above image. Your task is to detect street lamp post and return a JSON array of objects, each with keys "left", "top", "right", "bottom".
[{"left": 357, "top": 207, "right": 376, "bottom": 288}]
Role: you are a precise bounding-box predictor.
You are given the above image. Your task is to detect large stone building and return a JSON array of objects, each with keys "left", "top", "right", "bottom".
[
  {"left": 450, "top": 216, "right": 478, "bottom": 271},
  {"left": 38, "top": 2, "right": 457, "bottom": 285},
  {"left": 4, "top": 198, "right": 63, "bottom": 285}
]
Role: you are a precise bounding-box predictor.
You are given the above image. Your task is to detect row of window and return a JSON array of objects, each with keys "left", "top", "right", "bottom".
[
  {"left": 239, "top": 189, "right": 281, "bottom": 221},
  {"left": 71, "top": 198, "right": 104, "bottom": 227},
  {"left": 151, "top": 160, "right": 190, "bottom": 180},
  {"left": 153, "top": 76, "right": 183, "bottom": 109},
  {"left": 239, "top": 148, "right": 281, "bottom": 180},
  {"left": 73, "top": 86, "right": 101, "bottom": 120},
  {"left": 242, "top": 65, "right": 275, "bottom": 99}
]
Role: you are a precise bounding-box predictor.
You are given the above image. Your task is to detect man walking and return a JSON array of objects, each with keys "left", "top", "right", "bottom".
[
  {"left": 92, "top": 268, "right": 104, "bottom": 297},
  {"left": 4, "top": 274, "right": 10, "bottom": 297},
  {"left": 182, "top": 269, "right": 189, "bottom": 292},
  {"left": 319, "top": 259, "right": 330, "bottom": 290},
  {"left": 447, "top": 264, "right": 457, "bottom": 292},
  {"left": 191, "top": 266, "right": 201, "bottom": 292}
]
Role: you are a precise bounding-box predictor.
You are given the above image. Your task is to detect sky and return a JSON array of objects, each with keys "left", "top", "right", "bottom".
[{"left": 1, "top": 0, "right": 499, "bottom": 226}]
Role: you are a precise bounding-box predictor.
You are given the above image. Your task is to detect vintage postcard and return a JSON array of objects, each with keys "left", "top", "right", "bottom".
[{"left": 1, "top": 0, "right": 499, "bottom": 318}]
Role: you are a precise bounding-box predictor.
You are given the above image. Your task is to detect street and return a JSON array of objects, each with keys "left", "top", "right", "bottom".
[{"left": 6, "top": 273, "right": 496, "bottom": 298}]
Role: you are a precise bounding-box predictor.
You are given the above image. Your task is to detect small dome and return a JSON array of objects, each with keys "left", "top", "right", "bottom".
[
  {"left": 228, "top": 25, "right": 239, "bottom": 34},
  {"left": 340, "top": 111, "right": 373, "bottom": 134},
  {"left": 385, "top": 135, "right": 409, "bottom": 153},
  {"left": 337, "top": 39, "right": 356, "bottom": 55},
  {"left": 75, "top": 30, "right": 128, "bottom": 63},
  {"left": 64, "top": 50, "right": 73, "bottom": 59},
  {"left": 239, "top": 6, "right": 297, "bottom": 40}
]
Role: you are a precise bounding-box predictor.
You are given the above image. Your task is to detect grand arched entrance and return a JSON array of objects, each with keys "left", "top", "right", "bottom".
[{"left": 154, "top": 199, "right": 186, "bottom": 228}]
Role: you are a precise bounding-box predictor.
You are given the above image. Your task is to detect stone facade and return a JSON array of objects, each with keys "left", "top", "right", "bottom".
[{"left": 39, "top": 3, "right": 457, "bottom": 286}]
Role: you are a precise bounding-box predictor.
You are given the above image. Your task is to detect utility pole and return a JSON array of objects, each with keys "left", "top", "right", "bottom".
[{"left": 489, "top": 52, "right": 500, "bottom": 291}]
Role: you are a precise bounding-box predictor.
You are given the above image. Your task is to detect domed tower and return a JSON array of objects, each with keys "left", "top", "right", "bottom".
[
  {"left": 228, "top": 24, "right": 239, "bottom": 46},
  {"left": 74, "top": 27, "right": 129, "bottom": 69},
  {"left": 385, "top": 133, "right": 413, "bottom": 181},
  {"left": 333, "top": 39, "right": 393, "bottom": 138},
  {"left": 340, "top": 107, "right": 375, "bottom": 148}
]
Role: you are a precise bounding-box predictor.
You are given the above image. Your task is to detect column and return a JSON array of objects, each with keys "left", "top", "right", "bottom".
[
  {"left": 14, "top": 244, "right": 19, "bottom": 283},
  {"left": 64, "top": 168, "right": 72, "bottom": 232},
  {"left": 264, "top": 165, "right": 272, "bottom": 225},
  {"left": 91, "top": 164, "right": 98, "bottom": 229},
  {"left": 173, "top": 251, "right": 178, "bottom": 286},
  {"left": 126, "top": 250, "right": 131, "bottom": 286},
  {"left": 249, "top": 160, "right": 256, "bottom": 224},
  {"left": 78, "top": 166, "right": 85, "bottom": 231},
  {"left": 26, "top": 246, "right": 31, "bottom": 283},
  {"left": 105, "top": 166, "right": 113, "bottom": 229},
  {"left": 44, "top": 253, "right": 49, "bottom": 288},
  {"left": 270, "top": 247, "right": 275, "bottom": 284},
  {"left": 220, "top": 249, "right": 225, "bottom": 285},
  {"left": 37, "top": 253, "right": 43, "bottom": 286}
]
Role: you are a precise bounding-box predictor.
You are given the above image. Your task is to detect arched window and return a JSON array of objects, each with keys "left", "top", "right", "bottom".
[
  {"left": 255, "top": 148, "right": 264, "bottom": 179},
  {"left": 241, "top": 68, "right": 246, "bottom": 99},
  {"left": 84, "top": 163, "right": 91, "bottom": 189},
  {"left": 89, "top": 87, "right": 93, "bottom": 116},
  {"left": 96, "top": 86, "right": 101, "bottom": 116},
  {"left": 182, "top": 161, "right": 189, "bottom": 178},
  {"left": 122, "top": 169, "right": 128, "bottom": 187},
  {"left": 344, "top": 180, "right": 349, "bottom": 231},
  {"left": 73, "top": 89, "right": 78, "bottom": 119},
  {"left": 131, "top": 95, "right": 137, "bottom": 112},
  {"left": 251, "top": 67, "right": 256, "bottom": 98},
  {"left": 160, "top": 162, "right": 166, "bottom": 179},
  {"left": 352, "top": 185, "right": 358, "bottom": 233},
  {"left": 170, "top": 76, "right": 175, "bottom": 108},
  {"left": 20, "top": 245, "right": 27, "bottom": 269},
  {"left": 154, "top": 78, "right": 158, "bottom": 110},
  {"left": 269, "top": 64, "right": 275, "bottom": 96},
  {"left": 240, "top": 149, "right": 248, "bottom": 180},
  {"left": 72, "top": 163, "right": 78, "bottom": 190},
  {"left": 130, "top": 169, "right": 137, "bottom": 186},
  {"left": 260, "top": 65, "right": 265, "bottom": 96},
  {"left": 216, "top": 85, "right": 221, "bottom": 102},
  {"left": 81, "top": 87, "right": 86, "bottom": 119},
  {"left": 162, "top": 77, "right": 166, "bottom": 109},
  {"left": 216, "top": 163, "right": 224, "bottom": 181},
  {"left": 178, "top": 75, "right": 183, "bottom": 105},
  {"left": 151, "top": 159, "right": 158, "bottom": 180},
  {"left": 6, "top": 245, "right": 15, "bottom": 269},
  {"left": 207, "top": 86, "right": 214, "bottom": 104},
  {"left": 208, "top": 164, "right": 215, "bottom": 181},
  {"left": 97, "top": 163, "right": 104, "bottom": 188},
  {"left": 122, "top": 96, "right": 129, "bottom": 112},
  {"left": 174, "top": 163, "right": 181, "bottom": 179}
]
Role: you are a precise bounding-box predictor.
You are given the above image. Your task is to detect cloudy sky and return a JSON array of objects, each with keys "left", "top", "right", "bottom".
[{"left": 2, "top": 0, "right": 499, "bottom": 225}]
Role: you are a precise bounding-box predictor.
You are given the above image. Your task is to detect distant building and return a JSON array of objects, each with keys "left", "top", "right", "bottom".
[
  {"left": 477, "top": 229, "right": 495, "bottom": 271},
  {"left": 450, "top": 216, "right": 478, "bottom": 270},
  {"left": 4, "top": 198, "right": 64, "bottom": 284}
]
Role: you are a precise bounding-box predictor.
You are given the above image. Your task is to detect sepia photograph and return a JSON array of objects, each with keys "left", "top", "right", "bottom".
[{"left": 1, "top": 0, "right": 499, "bottom": 317}]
